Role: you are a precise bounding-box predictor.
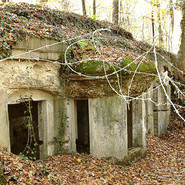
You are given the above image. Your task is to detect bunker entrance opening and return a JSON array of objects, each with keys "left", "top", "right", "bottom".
[
  {"left": 8, "top": 101, "right": 41, "bottom": 160},
  {"left": 76, "top": 100, "right": 90, "bottom": 154},
  {"left": 127, "top": 102, "right": 133, "bottom": 148}
]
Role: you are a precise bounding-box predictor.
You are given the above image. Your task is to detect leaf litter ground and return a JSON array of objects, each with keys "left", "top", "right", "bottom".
[{"left": 0, "top": 127, "right": 184, "bottom": 184}]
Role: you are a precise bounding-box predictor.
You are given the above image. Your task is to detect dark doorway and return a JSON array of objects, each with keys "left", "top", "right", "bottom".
[
  {"left": 127, "top": 102, "right": 133, "bottom": 148},
  {"left": 76, "top": 100, "right": 90, "bottom": 154},
  {"left": 8, "top": 101, "right": 40, "bottom": 160}
]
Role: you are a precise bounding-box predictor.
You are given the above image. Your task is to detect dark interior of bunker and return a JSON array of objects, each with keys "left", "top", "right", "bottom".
[
  {"left": 8, "top": 101, "right": 41, "bottom": 160},
  {"left": 127, "top": 102, "right": 133, "bottom": 148},
  {"left": 76, "top": 100, "right": 90, "bottom": 154}
]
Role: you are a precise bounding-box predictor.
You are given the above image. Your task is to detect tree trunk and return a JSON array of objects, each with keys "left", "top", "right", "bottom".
[
  {"left": 170, "top": 0, "right": 174, "bottom": 33},
  {"left": 177, "top": 1, "right": 185, "bottom": 73},
  {"left": 177, "top": 3, "right": 185, "bottom": 71},
  {"left": 93, "top": 0, "right": 96, "bottom": 17},
  {"left": 151, "top": 9, "right": 155, "bottom": 43},
  {"left": 156, "top": 0, "right": 163, "bottom": 47},
  {"left": 82, "top": 0, "right": 86, "bottom": 16},
  {"left": 112, "top": 0, "right": 119, "bottom": 25},
  {"left": 119, "top": 0, "right": 124, "bottom": 25}
]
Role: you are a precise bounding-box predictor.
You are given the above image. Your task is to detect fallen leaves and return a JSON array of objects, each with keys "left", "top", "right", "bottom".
[
  {"left": 0, "top": 2, "right": 172, "bottom": 66},
  {"left": 0, "top": 126, "right": 184, "bottom": 184}
]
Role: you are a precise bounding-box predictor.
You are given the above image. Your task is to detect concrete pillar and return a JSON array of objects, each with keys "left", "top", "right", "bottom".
[
  {"left": 38, "top": 101, "right": 47, "bottom": 158},
  {"left": 53, "top": 97, "right": 63, "bottom": 153},
  {"left": 65, "top": 99, "right": 77, "bottom": 152},
  {"left": 46, "top": 100, "right": 55, "bottom": 156},
  {"left": 0, "top": 90, "right": 10, "bottom": 151},
  {"left": 89, "top": 96, "right": 127, "bottom": 160},
  {"left": 132, "top": 94, "right": 146, "bottom": 150},
  {"left": 157, "top": 85, "right": 171, "bottom": 136},
  {"left": 37, "top": 100, "right": 56, "bottom": 158}
]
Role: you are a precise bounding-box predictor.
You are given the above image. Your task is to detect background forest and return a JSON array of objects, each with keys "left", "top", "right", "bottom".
[{"left": 0, "top": 0, "right": 183, "bottom": 55}]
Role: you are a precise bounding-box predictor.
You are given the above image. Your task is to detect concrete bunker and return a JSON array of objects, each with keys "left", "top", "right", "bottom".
[
  {"left": 8, "top": 101, "right": 41, "bottom": 160},
  {"left": 0, "top": 3, "right": 174, "bottom": 165}
]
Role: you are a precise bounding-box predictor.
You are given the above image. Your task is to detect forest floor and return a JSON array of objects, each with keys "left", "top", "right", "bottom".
[{"left": 0, "top": 126, "right": 184, "bottom": 184}]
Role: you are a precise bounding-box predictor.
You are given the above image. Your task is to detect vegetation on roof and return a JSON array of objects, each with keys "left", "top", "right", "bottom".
[
  {"left": 0, "top": 2, "right": 173, "bottom": 75},
  {"left": 0, "top": 2, "right": 132, "bottom": 59}
]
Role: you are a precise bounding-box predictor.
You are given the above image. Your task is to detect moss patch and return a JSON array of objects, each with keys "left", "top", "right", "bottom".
[
  {"left": 119, "top": 58, "right": 156, "bottom": 73},
  {"left": 74, "top": 60, "right": 107, "bottom": 74},
  {"left": 73, "top": 58, "right": 156, "bottom": 75},
  {"left": 118, "top": 147, "right": 146, "bottom": 166}
]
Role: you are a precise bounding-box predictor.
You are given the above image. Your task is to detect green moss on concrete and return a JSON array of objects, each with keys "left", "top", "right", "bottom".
[
  {"left": 118, "top": 147, "right": 146, "bottom": 166},
  {"left": 119, "top": 58, "right": 156, "bottom": 73},
  {"left": 103, "top": 147, "right": 146, "bottom": 166},
  {"left": 74, "top": 57, "right": 156, "bottom": 75},
  {"left": 75, "top": 60, "right": 106, "bottom": 74}
]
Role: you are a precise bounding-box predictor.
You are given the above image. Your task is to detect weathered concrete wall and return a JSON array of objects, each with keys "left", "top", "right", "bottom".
[
  {"left": 146, "top": 85, "right": 154, "bottom": 135},
  {"left": 65, "top": 95, "right": 148, "bottom": 163},
  {"left": 64, "top": 99, "right": 77, "bottom": 152},
  {"left": 157, "top": 85, "right": 171, "bottom": 136},
  {"left": 150, "top": 83, "right": 171, "bottom": 137},
  {"left": 66, "top": 74, "right": 155, "bottom": 98},
  {"left": 0, "top": 60, "right": 60, "bottom": 93},
  {"left": 132, "top": 95, "right": 147, "bottom": 150},
  {"left": 0, "top": 90, "right": 10, "bottom": 151},
  {"left": 89, "top": 96, "right": 127, "bottom": 160},
  {"left": 0, "top": 58, "right": 61, "bottom": 158},
  {"left": 12, "top": 37, "right": 62, "bottom": 61}
]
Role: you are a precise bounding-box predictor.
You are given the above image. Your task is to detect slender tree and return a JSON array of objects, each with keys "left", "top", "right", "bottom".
[
  {"left": 151, "top": 3, "right": 155, "bottom": 43},
  {"left": 177, "top": 1, "right": 185, "bottom": 73},
  {"left": 93, "top": 0, "right": 96, "bottom": 17},
  {"left": 150, "top": 0, "right": 164, "bottom": 46},
  {"left": 82, "top": 0, "right": 87, "bottom": 15},
  {"left": 156, "top": 0, "right": 163, "bottom": 47},
  {"left": 169, "top": 0, "right": 174, "bottom": 34},
  {"left": 112, "top": 0, "right": 119, "bottom": 25}
]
